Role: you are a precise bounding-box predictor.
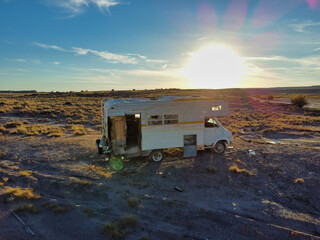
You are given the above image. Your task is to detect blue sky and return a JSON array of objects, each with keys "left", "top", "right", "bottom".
[{"left": 1, "top": 0, "right": 320, "bottom": 91}]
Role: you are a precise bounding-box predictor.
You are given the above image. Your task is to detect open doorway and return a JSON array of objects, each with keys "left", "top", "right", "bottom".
[{"left": 125, "top": 114, "right": 141, "bottom": 151}]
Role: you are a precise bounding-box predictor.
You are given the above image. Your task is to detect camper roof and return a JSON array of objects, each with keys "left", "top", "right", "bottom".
[{"left": 105, "top": 96, "right": 213, "bottom": 107}]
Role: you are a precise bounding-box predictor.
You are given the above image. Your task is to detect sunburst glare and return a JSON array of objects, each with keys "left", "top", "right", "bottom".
[{"left": 181, "top": 45, "right": 244, "bottom": 89}]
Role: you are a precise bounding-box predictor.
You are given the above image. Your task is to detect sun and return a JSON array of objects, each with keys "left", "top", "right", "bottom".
[{"left": 181, "top": 45, "right": 243, "bottom": 89}]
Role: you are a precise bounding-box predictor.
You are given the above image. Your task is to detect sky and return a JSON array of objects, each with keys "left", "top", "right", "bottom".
[{"left": 0, "top": 0, "right": 320, "bottom": 91}]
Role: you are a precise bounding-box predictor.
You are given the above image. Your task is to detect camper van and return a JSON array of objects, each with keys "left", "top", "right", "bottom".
[{"left": 96, "top": 96, "right": 232, "bottom": 161}]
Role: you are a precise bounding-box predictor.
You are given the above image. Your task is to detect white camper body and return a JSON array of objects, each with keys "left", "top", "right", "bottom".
[{"left": 97, "top": 96, "right": 232, "bottom": 161}]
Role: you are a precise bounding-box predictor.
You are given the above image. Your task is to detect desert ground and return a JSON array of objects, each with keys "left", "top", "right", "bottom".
[{"left": 0, "top": 88, "right": 319, "bottom": 240}]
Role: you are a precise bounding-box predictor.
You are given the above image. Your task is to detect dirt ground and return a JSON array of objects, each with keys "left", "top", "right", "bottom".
[{"left": 0, "top": 90, "right": 320, "bottom": 240}]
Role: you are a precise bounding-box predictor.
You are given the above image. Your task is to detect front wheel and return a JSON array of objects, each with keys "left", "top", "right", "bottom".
[
  {"left": 149, "top": 150, "right": 164, "bottom": 162},
  {"left": 213, "top": 141, "right": 226, "bottom": 154}
]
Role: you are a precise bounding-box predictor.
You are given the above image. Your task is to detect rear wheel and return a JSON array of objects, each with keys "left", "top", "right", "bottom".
[
  {"left": 149, "top": 150, "right": 164, "bottom": 162},
  {"left": 213, "top": 141, "right": 226, "bottom": 154}
]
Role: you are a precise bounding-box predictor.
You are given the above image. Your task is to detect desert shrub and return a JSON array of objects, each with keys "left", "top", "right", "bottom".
[
  {"left": 4, "top": 187, "right": 41, "bottom": 199},
  {"left": 47, "top": 132, "right": 63, "bottom": 137},
  {"left": 14, "top": 203, "right": 40, "bottom": 213},
  {"left": 291, "top": 95, "right": 308, "bottom": 108},
  {"left": 119, "top": 215, "right": 138, "bottom": 228},
  {"left": 102, "top": 215, "right": 138, "bottom": 240},
  {"left": 229, "top": 165, "right": 253, "bottom": 176},
  {"left": 127, "top": 197, "right": 139, "bottom": 208},
  {"left": 102, "top": 222, "right": 126, "bottom": 240}
]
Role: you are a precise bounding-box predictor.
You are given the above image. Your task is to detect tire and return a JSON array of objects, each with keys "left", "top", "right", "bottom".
[
  {"left": 213, "top": 141, "right": 226, "bottom": 154},
  {"left": 149, "top": 150, "right": 164, "bottom": 162},
  {"left": 96, "top": 139, "right": 103, "bottom": 155}
]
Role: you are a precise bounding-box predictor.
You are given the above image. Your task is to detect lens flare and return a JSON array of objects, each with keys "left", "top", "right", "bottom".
[{"left": 110, "top": 156, "right": 123, "bottom": 171}]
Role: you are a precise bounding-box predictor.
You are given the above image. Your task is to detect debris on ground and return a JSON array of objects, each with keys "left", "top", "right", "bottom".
[
  {"left": 266, "top": 139, "right": 280, "bottom": 144},
  {"left": 174, "top": 186, "right": 183, "bottom": 192},
  {"left": 247, "top": 150, "right": 256, "bottom": 156},
  {"left": 12, "top": 211, "right": 35, "bottom": 236}
]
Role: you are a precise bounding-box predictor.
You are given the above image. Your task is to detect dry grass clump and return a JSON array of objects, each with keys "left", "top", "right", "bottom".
[
  {"left": 80, "top": 180, "right": 92, "bottom": 186},
  {"left": 47, "top": 127, "right": 63, "bottom": 137},
  {"left": 4, "top": 121, "right": 22, "bottom": 128},
  {"left": 291, "top": 95, "right": 308, "bottom": 108},
  {"left": 14, "top": 203, "right": 40, "bottom": 213},
  {"left": 0, "top": 182, "right": 4, "bottom": 187},
  {"left": 0, "top": 150, "right": 6, "bottom": 158},
  {"left": 102, "top": 215, "right": 138, "bottom": 240},
  {"left": 294, "top": 178, "right": 305, "bottom": 184},
  {"left": 4, "top": 187, "right": 41, "bottom": 199},
  {"left": 0, "top": 126, "right": 6, "bottom": 133},
  {"left": 127, "top": 197, "right": 139, "bottom": 208},
  {"left": 7, "top": 123, "right": 64, "bottom": 137},
  {"left": 229, "top": 165, "right": 253, "bottom": 176},
  {"left": 0, "top": 105, "right": 13, "bottom": 113},
  {"left": 140, "top": 234, "right": 150, "bottom": 240},
  {"left": 71, "top": 124, "right": 87, "bottom": 135},
  {"left": 19, "top": 170, "right": 32, "bottom": 177},
  {"left": 2, "top": 177, "right": 9, "bottom": 183},
  {"left": 202, "top": 167, "right": 218, "bottom": 174},
  {"left": 86, "top": 165, "right": 114, "bottom": 178},
  {"left": 42, "top": 201, "right": 71, "bottom": 213},
  {"left": 83, "top": 208, "right": 95, "bottom": 217}
]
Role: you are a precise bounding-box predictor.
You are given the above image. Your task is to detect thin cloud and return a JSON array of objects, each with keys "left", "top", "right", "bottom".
[
  {"left": 49, "top": 0, "right": 120, "bottom": 16},
  {"left": 290, "top": 20, "right": 320, "bottom": 33},
  {"left": 53, "top": 61, "right": 61, "bottom": 65},
  {"left": 243, "top": 55, "right": 320, "bottom": 67},
  {"left": 34, "top": 42, "right": 167, "bottom": 65},
  {"left": 72, "top": 47, "right": 138, "bottom": 64},
  {"left": 241, "top": 54, "right": 320, "bottom": 88},
  {"left": 33, "top": 42, "right": 68, "bottom": 52},
  {"left": 66, "top": 67, "right": 184, "bottom": 89},
  {"left": 311, "top": 47, "right": 320, "bottom": 52},
  {"left": 7, "top": 58, "right": 26, "bottom": 62}
]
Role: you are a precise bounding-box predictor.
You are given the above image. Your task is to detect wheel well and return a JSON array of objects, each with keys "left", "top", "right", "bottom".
[{"left": 214, "top": 140, "right": 227, "bottom": 146}]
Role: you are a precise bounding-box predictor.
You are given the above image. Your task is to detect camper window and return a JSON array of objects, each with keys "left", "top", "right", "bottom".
[
  {"left": 212, "top": 105, "right": 222, "bottom": 111},
  {"left": 164, "top": 114, "right": 178, "bottom": 125},
  {"left": 205, "top": 117, "right": 219, "bottom": 128},
  {"left": 148, "top": 115, "right": 163, "bottom": 126}
]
